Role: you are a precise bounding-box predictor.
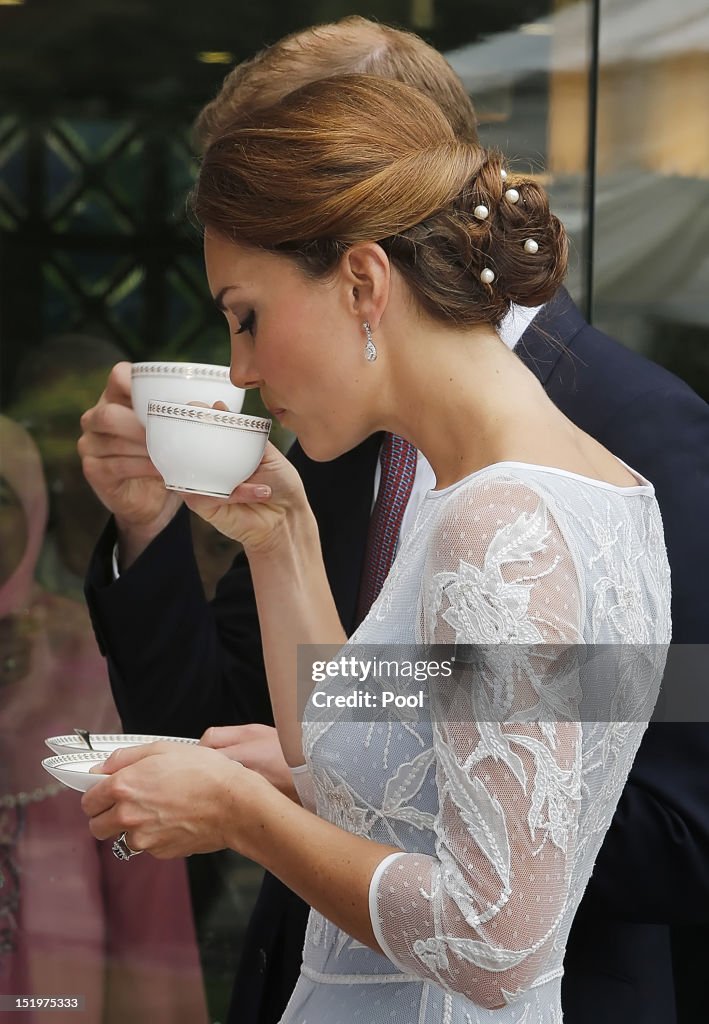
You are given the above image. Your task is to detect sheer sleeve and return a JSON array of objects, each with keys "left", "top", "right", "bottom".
[
  {"left": 290, "top": 763, "right": 316, "bottom": 812},
  {"left": 369, "top": 478, "right": 584, "bottom": 1009}
]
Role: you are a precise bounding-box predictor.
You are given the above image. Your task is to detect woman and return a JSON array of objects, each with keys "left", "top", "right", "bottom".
[
  {"left": 82, "top": 77, "right": 671, "bottom": 1022},
  {"left": 0, "top": 416, "right": 207, "bottom": 1024}
]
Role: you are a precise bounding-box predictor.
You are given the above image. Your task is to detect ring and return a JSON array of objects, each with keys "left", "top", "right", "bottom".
[{"left": 111, "top": 831, "right": 144, "bottom": 861}]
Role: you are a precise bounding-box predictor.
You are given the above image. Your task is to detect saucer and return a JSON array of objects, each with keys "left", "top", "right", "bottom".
[
  {"left": 42, "top": 752, "right": 110, "bottom": 793},
  {"left": 45, "top": 733, "right": 201, "bottom": 755}
]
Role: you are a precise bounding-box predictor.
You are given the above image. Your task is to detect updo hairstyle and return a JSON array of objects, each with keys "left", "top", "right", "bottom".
[{"left": 191, "top": 75, "right": 567, "bottom": 328}]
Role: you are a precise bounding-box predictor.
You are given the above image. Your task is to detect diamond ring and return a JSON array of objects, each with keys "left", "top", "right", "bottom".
[{"left": 111, "top": 831, "right": 144, "bottom": 861}]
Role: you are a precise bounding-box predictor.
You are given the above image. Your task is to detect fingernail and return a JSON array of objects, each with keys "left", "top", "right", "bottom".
[{"left": 254, "top": 486, "right": 271, "bottom": 498}]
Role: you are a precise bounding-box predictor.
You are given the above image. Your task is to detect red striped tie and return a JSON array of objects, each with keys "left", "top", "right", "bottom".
[{"left": 356, "top": 432, "right": 418, "bottom": 624}]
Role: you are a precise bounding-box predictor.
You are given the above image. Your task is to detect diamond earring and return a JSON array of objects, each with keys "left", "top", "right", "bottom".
[{"left": 363, "top": 321, "right": 377, "bottom": 362}]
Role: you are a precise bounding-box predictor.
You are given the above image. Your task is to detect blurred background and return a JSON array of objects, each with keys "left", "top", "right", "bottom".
[{"left": 0, "top": 1, "right": 707, "bottom": 1021}]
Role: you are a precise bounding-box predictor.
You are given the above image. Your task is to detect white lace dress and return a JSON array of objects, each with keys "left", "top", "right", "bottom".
[{"left": 283, "top": 463, "right": 671, "bottom": 1024}]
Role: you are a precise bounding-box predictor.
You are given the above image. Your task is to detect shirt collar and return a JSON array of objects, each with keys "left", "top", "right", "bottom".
[{"left": 498, "top": 303, "right": 543, "bottom": 350}]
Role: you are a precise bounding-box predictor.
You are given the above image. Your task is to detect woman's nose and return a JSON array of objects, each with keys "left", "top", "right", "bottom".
[
  {"left": 229, "top": 338, "right": 262, "bottom": 390},
  {"left": 230, "top": 369, "right": 261, "bottom": 390}
]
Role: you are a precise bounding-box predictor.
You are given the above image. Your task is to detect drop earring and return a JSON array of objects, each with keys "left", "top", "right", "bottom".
[{"left": 363, "top": 321, "right": 377, "bottom": 362}]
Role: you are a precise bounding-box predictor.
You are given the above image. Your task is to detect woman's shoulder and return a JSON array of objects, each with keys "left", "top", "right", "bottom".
[
  {"left": 420, "top": 465, "right": 575, "bottom": 584},
  {"left": 418, "top": 459, "right": 662, "bottom": 578},
  {"left": 422, "top": 460, "right": 656, "bottom": 535},
  {"left": 425, "top": 459, "right": 654, "bottom": 504}
]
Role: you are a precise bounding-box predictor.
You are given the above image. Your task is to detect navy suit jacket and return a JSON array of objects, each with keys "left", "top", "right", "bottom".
[{"left": 86, "top": 289, "right": 709, "bottom": 1024}]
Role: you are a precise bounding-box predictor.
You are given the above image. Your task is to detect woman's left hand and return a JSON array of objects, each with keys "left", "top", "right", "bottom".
[
  {"left": 185, "top": 440, "right": 310, "bottom": 556},
  {"left": 81, "top": 742, "right": 266, "bottom": 859}
]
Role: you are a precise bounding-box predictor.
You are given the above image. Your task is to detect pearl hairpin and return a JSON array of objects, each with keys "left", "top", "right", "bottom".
[
  {"left": 505, "top": 188, "right": 520, "bottom": 204},
  {"left": 480, "top": 268, "right": 496, "bottom": 285},
  {"left": 523, "top": 238, "right": 539, "bottom": 254},
  {"left": 473, "top": 205, "right": 489, "bottom": 221}
]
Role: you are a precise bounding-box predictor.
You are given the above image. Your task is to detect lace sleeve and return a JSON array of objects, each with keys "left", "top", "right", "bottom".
[
  {"left": 369, "top": 478, "right": 584, "bottom": 1009},
  {"left": 290, "top": 764, "right": 316, "bottom": 812}
]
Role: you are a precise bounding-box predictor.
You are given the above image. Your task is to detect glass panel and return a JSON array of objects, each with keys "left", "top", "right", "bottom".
[
  {"left": 0, "top": 121, "right": 27, "bottom": 222},
  {"left": 164, "top": 263, "right": 213, "bottom": 350},
  {"left": 44, "top": 132, "right": 81, "bottom": 219},
  {"left": 42, "top": 261, "right": 82, "bottom": 336},
  {"left": 448, "top": 0, "right": 593, "bottom": 302},
  {"left": 167, "top": 137, "right": 199, "bottom": 225},
  {"left": 0, "top": 3, "right": 593, "bottom": 1022},
  {"left": 104, "top": 266, "right": 147, "bottom": 351},
  {"left": 104, "top": 137, "right": 146, "bottom": 214},
  {"left": 53, "top": 189, "right": 132, "bottom": 235},
  {"left": 54, "top": 249, "right": 133, "bottom": 298},
  {"left": 592, "top": 0, "right": 709, "bottom": 400}
]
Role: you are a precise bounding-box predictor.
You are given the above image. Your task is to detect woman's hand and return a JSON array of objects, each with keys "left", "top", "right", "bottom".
[
  {"left": 200, "top": 724, "right": 299, "bottom": 802},
  {"left": 78, "top": 361, "right": 184, "bottom": 568},
  {"left": 79, "top": 361, "right": 182, "bottom": 532},
  {"left": 184, "top": 440, "right": 310, "bottom": 556},
  {"left": 81, "top": 741, "right": 270, "bottom": 859}
]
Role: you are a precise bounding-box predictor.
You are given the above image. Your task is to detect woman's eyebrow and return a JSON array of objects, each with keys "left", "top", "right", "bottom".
[{"left": 213, "top": 285, "right": 241, "bottom": 311}]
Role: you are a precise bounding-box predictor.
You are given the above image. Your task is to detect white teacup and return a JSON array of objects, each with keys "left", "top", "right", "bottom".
[
  {"left": 146, "top": 401, "right": 271, "bottom": 498},
  {"left": 131, "top": 361, "right": 245, "bottom": 426}
]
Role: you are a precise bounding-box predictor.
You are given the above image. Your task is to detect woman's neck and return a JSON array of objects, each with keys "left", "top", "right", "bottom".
[{"left": 378, "top": 322, "right": 553, "bottom": 489}]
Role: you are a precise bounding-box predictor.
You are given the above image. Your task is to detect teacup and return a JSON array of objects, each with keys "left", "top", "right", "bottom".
[
  {"left": 146, "top": 401, "right": 271, "bottom": 498},
  {"left": 131, "top": 361, "right": 245, "bottom": 426}
]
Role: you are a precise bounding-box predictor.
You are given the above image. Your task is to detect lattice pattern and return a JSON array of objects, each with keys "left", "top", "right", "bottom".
[{"left": 0, "top": 114, "right": 227, "bottom": 397}]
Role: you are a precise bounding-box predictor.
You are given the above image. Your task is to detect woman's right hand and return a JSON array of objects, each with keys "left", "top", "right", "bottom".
[
  {"left": 184, "top": 441, "right": 309, "bottom": 555},
  {"left": 78, "top": 361, "right": 182, "bottom": 531}
]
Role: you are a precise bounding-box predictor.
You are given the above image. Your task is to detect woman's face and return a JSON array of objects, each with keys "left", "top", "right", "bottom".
[
  {"left": 204, "top": 231, "right": 375, "bottom": 461},
  {"left": 0, "top": 477, "right": 28, "bottom": 586}
]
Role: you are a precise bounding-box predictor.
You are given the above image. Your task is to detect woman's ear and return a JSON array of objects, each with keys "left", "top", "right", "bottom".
[{"left": 340, "top": 242, "right": 390, "bottom": 330}]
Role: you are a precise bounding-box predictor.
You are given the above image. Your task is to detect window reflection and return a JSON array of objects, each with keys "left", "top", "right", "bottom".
[
  {"left": 0, "top": 416, "right": 207, "bottom": 1023},
  {"left": 446, "top": 0, "right": 592, "bottom": 301},
  {"left": 592, "top": 0, "right": 709, "bottom": 399}
]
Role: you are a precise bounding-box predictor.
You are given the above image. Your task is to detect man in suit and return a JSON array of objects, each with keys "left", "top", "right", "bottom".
[{"left": 79, "top": 16, "right": 709, "bottom": 1024}]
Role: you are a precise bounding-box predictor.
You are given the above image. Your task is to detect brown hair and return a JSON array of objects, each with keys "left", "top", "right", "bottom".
[
  {"left": 191, "top": 76, "right": 567, "bottom": 327},
  {"left": 194, "top": 16, "right": 478, "bottom": 150}
]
